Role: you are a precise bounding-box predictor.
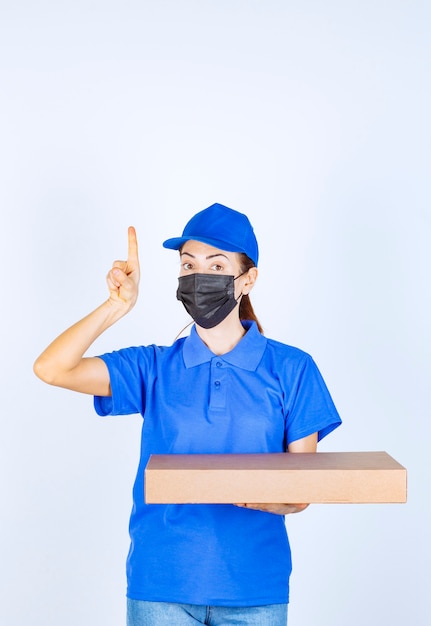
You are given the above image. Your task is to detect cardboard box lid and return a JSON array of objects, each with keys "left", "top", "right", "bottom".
[{"left": 145, "top": 451, "right": 407, "bottom": 504}]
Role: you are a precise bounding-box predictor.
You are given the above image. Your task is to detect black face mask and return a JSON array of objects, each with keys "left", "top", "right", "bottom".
[{"left": 176, "top": 273, "right": 241, "bottom": 329}]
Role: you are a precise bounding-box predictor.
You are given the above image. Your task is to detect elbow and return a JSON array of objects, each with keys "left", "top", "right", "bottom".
[{"left": 33, "top": 356, "right": 57, "bottom": 385}]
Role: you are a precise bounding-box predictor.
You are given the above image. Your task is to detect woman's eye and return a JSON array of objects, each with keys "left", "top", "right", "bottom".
[
  {"left": 182, "top": 262, "right": 194, "bottom": 270},
  {"left": 211, "top": 264, "right": 224, "bottom": 271}
]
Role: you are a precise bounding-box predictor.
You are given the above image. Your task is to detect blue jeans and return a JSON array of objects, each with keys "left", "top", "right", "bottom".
[{"left": 127, "top": 599, "right": 288, "bottom": 625}]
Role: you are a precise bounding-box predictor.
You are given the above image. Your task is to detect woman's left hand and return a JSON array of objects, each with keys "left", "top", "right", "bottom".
[
  {"left": 234, "top": 503, "right": 309, "bottom": 515},
  {"left": 234, "top": 434, "right": 319, "bottom": 515}
]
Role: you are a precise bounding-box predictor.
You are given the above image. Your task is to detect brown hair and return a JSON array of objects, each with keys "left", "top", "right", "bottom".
[{"left": 238, "top": 253, "right": 263, "bottom": 334}]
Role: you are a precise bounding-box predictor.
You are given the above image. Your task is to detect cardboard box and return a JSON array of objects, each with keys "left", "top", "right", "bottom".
[{"left": 145, "top": 451, "right": 407, "bottom": 504}]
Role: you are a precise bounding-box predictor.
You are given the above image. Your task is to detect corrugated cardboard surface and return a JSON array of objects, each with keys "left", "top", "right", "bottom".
[{"left": 145, "top": 451, "right": 407, "bottom": 504}]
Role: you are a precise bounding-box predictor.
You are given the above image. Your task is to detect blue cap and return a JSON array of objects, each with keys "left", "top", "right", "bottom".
[{"left": 163, "top": 203, "right": 259, "bottom": 266}]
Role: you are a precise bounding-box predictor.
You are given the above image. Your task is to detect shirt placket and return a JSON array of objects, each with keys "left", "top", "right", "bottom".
[{"left": 209, "top": 358, "right": 227, "bottom": 410}]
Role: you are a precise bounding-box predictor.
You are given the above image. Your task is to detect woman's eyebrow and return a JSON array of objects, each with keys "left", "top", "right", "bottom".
[
  {"left": 180, "top": 252, "right": 229, "bottom": 260},
  {"left": 206, "top": 253, "right": 229, "bottom": 260}
]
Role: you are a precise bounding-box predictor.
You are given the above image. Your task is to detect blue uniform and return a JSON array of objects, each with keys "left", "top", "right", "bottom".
[{"left": 94, "top": 321, "right": 341, "bottom": 606}]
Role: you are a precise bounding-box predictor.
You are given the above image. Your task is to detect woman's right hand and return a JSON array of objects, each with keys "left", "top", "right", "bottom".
[{"left": 106, "top": 226, "right": 140, "bottom": 312}]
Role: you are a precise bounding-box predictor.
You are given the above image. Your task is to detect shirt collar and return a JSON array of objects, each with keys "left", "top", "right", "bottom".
[{"left": 182, "top": 320, "right": 267, "bottom": 371}]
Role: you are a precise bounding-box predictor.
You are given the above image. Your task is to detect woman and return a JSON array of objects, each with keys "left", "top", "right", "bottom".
[{"left": 34, "top": 203, "right": 341, "bottom": 626}]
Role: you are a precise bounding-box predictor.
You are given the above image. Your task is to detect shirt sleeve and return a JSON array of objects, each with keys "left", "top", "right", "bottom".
[
  {"left": 93, "top": 346, "right": 151, "bottom": 417},
  {"left": 284, "top": 354, "right": 342, "bottom": 444}
]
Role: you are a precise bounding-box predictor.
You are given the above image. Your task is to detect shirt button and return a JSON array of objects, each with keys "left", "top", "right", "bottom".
[
  {"left": 214, "top": 380, "right": 221, "bottom": 388},
  {"left": 216, "top": 361, "right": 222, "bottom": 368}
]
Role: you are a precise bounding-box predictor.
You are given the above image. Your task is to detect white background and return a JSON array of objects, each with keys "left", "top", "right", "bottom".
[{"left": 1, "top": 1, "right": 430, "bottom": 624}]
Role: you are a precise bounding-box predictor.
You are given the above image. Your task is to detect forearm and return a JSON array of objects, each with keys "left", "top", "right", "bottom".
[{"left": 33, "top": 299, "right": 125, "bottom": 386}]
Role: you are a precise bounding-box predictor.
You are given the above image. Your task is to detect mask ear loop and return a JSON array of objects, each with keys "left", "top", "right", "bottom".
[
  {"left": 173, "top": 320, "right": 194, "bottom": 342},
  {"left": 234, "top": 269, "right": 248, "bottom": 302}
]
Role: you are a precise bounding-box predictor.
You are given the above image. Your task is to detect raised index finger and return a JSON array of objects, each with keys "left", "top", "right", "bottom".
[{"left": 127, "top": 226, "right": 139, "bottom": 268}]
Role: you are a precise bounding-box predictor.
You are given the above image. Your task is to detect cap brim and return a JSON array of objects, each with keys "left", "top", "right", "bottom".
[{"left": 162, "top": 236, "right": 245, "bottom": 254}]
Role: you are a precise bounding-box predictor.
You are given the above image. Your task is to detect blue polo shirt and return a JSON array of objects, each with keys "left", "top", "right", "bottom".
[{"left": 94, "top": 321, "right": 341, "bottom": 606}]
